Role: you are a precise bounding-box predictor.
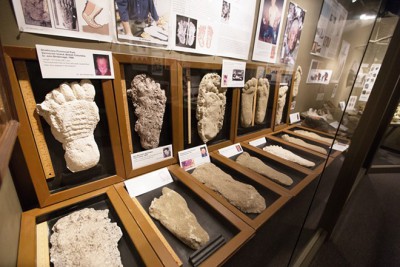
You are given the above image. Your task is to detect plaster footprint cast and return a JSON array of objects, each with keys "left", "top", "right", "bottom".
[
  {"left": 196, "top": 73, "right": 226, "bottom": 143},
  {"left": 149, "top": 187, "right": 209, "bottom": 250},
  {"left": 275, "top": 85, "right": 289, "bottom": 125},
  {"left": 236, "top": 152, "right": 293, "bottom": 186},
  {"left": 255, "top": 78, "right": 270, "bottom": 124},
  {"left": 50, "top": 208, "right": 123, "bottom": 267},
  {"left": 192, "top": 162, "right": 266, "bottom": 213},
  {"left": 263, "top": 145, "right": 315, "bottom": 168},
  {"left": 293, "top": 65, "right": 302, "bottom": 97},
  {"left": 293, "top": 129, "right": 335, "bottom": 145},
  {"left": 281, "top": 134, "right": 327, "bottom": 155},
  {"left": 36, "top": 80, "right": 100, "bottom": 172},
  {"left": 127, "top": 74, "right": 167, "bottom": 149},
  {"left": 240, "top": 78, "right": 257, "bottom": 128}
]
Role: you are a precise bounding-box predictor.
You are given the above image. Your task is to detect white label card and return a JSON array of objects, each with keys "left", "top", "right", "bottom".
[
  {"left": 131, "top": 144, "right": 173, "bottom": 169},
  {"left": 36, "top": 45, "right": 114, "bottom": 79},
  {"left": 332, "top": 142, "right": 349, "bottom": 152},
  {"left": 178, "top": 145, "right": 210, "bottom": 171},
  {"left": 289, "top": 112, "right": 301, "bottom": 124},
  {"left": 124, "top": 167, "right": 173, "bottom": 197},
  {"left": 221, "top": 60, "right": 246, "bottom": 88},
  {"left": 249, "top": 137, "right": 267, "bottom": 147},
  {"left": 218, "top": 143, "right": 243, "bottom": 158}
]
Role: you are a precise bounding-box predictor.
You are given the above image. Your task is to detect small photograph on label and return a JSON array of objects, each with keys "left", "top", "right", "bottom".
[
  {"left": 200, "top": 146, "right": 208, "bottom": 157},
  {"left": 182, "top": 159, "right": 195, "bottom": 170}
]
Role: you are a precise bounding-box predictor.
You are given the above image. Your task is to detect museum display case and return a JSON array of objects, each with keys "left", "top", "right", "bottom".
[
  {"left": 112, "top": 53, "right": 180, "bottom": 177},
  {"left": 2, "top": 0, "right": 400, "bottom": 266},
  {"left": 18, "top": 186, "right": 165, "bottom": 266},
  {"left": 4, "top": 47, "right": 125, "bottom": 207}
]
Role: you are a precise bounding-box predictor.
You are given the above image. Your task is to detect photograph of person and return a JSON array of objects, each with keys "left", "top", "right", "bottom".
[
  {"left": 221, "top": 1, "right": 231, "bottom": 21},
  {"left": 200, "top": 146, "right": 208, "bottom": 157},
  {"left": 280, "top": 2, "right": 305, "bottom": 65},
  {"left": 115, "top": 0, "right": 168, "bottom": 43},
  {"left": 93, "top": 54, "right": 111, "bottom": 76},
  {"left": 258, "top": 0, "right": 285, "bottom": 44},
  {"left": 163, "top": 147, "right": 171, "bottom": 158}
]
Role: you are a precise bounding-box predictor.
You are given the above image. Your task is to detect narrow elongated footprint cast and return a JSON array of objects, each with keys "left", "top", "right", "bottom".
[
  {"left": 263, "top": 145, "right": 315, "bottom": 168},
  {"left": 196, "top": 73, "right": 226, "bottom": 143},
  {"left": 236, "top": 152, "right": 293, "bottom": 186},
  {"left": 36, "top": 80, "right": 100, "bottom": 172},
  {"left": 281, "top": 134, "right": 327, "bottom": 155},
  {"left": 240, "top": 78, "right": 257, "bottom": 127}
]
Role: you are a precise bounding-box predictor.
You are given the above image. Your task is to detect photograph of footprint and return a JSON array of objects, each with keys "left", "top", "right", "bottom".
[
  {"left": 176, "top": 14, "right": 197, "bottom": 49},
  {"left": 21, "top": 0, "right": 52, "bottom": 27}
]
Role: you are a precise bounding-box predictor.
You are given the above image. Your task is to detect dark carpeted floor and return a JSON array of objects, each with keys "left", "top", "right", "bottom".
[{"left": 310, "top": 172, "right": 400, "bottom": 267}]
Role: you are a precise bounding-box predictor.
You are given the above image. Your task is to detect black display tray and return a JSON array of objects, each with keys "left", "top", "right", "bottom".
[
  {"left": 226, "top": 147, "right": 308, "bottom": 191},
  {"left": 135, "top": 172, "right": 238, "bottom": 267},
  {"left": 255, "top": 137, "right": 326, "bottom": 170}
]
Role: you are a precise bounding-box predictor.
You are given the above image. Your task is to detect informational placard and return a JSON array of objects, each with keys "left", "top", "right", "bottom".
[
  {"left": 178, "top": 145, "right": 210, "bottom": 171},
  {"left": 289, "top": 112, "right": 301, "bottom": 124},
  {"left": 280, "top": 2, "right": 306, "bottom": 66},
  {"left": 115, "top": 0, "right": 171, "bottom": 48},
  {"left": 171, "top": 0, "right": 256, "bottom": 59},
  {"left": 12, "top": 0, "right": 115, "bottom": 42},
  {"left": 249, "top": 137, "right": 267, "bottom": 147},
  {"left": 36, "top": 45, "right": 114, "bottom": 79},
  {"left": 124, "top": 167, "right": 173, "bottom": 197},
  {"left": 252, "top": 0, "right": 287, "bottom": 63},
  {"left": 346, "top": 95, "right": 358, "bottom": 111},
  {"left": 218, "top": 143, "right": 243, "bottom": 158},
  {"left": 131, "top": 144, "right": 173, "bottom": 169},
  {"left": 221, "top": 60, "right": 246, "bottom": 87},
  {"left": 311, "top": 0, "right": 348, "bottom": 59},
  {"left": 306, "top": 59, "right": 332, "bottom": 84},
  {"left": 359, "top": 64, "right": 381, "bottom": 102},
  {"left": 332, "top": 142, "right": 349, "bottom": 152}
]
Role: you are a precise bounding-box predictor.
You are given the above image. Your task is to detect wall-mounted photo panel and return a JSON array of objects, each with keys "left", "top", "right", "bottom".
[{"left": 252, "top": 0, "right": 287, "bottom": 63}]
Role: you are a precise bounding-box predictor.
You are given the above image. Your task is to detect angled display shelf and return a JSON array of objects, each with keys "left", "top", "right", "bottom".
[
  {"left": 170, "top": 157, "right": 291, "bottom": 230},
  {"left": 211, "top": 147, "right": 319, "bottom": 197},
  {"left": 4, "top": 46, "right": 125, "bottom": 207},
  {"left": 115, "top": 165, "right": 254, "bottom": 266},
  {"left": 18, "top": 186, "right": 164, "bottom": 267}
]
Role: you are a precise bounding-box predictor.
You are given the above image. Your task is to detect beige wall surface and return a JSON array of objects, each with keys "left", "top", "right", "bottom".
[{"left": 0, "top": 168, "right": 22, "bottom": 267}]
